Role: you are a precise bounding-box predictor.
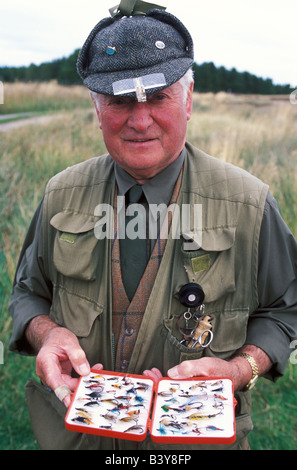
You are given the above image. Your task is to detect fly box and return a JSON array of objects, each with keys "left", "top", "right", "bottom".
[{"left": 65, "top": 369, "right": 237, "bottom": 444}]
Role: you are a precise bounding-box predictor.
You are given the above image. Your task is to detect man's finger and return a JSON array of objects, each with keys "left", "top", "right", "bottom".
[
  {"left": 66, "top": 345, "right": 90, "bottom": 376},
  {"left": 54, "top": 384, "right": 72, "bottom": 402},
  {"left": 143, "top": 367, "right": 163, "bottom": 381},
  {"left": 167, "top": 360, "right": 197, "bottom": 379}
]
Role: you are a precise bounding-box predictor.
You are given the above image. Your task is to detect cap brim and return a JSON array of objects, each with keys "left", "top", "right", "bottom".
[{"left": 83, "top": 57, "right": 193, "bottom": 96}]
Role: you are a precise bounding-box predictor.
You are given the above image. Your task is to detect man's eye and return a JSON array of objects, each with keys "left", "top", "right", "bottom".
[
  {"left": 109, "top": 97, "right": 131, "bottom": 106},
  {"left": 153, "top": 93, "right": 166, "bottom": 101},
  {"left": 151, "top": 93, "right": 166, "bottom": 101},
  {"left": 111, "top": 98, "right": 126, "bottom": 105}
]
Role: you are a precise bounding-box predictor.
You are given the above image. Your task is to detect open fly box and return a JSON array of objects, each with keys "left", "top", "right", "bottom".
[{"left": 65, "top": 369, "right": 237, "bottom": 444}]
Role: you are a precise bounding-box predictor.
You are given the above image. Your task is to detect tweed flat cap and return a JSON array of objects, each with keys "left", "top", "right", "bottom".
[{"left": 77, "top": 7, "right": 194, "bottom": 98}]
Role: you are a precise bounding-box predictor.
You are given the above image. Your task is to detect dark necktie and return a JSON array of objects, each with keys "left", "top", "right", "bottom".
[{"left": 120, "top": 185, "right": 148, "bottom": 301}]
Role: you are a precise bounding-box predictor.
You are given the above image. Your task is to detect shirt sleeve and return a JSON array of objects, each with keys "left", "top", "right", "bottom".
[
  {"left": 245, "top": 192, "right": 297, "bottom": 380},
  {"left": 8, "top": 198, "right": 53, "bottom": 355}
]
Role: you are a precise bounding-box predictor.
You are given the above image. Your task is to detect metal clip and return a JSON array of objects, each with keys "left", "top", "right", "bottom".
[{"left": 135, "top": 77, "right": 147, "bottom": 102}]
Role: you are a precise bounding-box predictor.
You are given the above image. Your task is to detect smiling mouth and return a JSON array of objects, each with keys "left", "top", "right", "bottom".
[{"left": 125, "top": 138, "right": 156, "bottom": 143}]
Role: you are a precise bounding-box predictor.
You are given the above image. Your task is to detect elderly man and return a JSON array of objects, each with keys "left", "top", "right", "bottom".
[{"left": 9, "top": 0, "right": 297, "bottom": 450}]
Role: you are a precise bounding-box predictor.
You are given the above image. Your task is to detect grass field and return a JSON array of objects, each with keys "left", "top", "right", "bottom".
[{"left": 0, "top": 82, "right": 297, "bottom": 450}]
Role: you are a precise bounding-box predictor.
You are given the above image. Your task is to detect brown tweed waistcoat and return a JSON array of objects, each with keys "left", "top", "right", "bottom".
[{"left": 111, "top": 170, "right": 183, "bottom": 371}]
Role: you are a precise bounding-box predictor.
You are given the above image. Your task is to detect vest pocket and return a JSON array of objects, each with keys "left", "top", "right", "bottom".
[
  {"left": 162, "top": 319, "right": 204, "bottom": 367},
  {"left": 50, "top": 285, "right": 104, "bottom": 338},
  {"left": 181, "top": 226, "right": 236, "bottom": 303},
  {"left": 208, "top": 308, "right": 249, "bottom": 354},
  {"left": 50, "top": 211, "right": 99, "bottom": 281}
]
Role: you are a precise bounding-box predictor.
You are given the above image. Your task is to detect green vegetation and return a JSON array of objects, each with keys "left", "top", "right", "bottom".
[
  {"left": 0, "top": 84, "right": 296, "bottom": 449},
  {"left": 0, "top": 48, "right": 293, "bottom": 95}
]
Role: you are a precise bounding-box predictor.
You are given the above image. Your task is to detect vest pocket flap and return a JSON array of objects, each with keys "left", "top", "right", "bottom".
[
  {"left": 50, "top": 286, "right": 104, "bottom": 338},
  {"left": 50, "top": 212, "right": 99, "bottom": 280},
  {"left": 200, "top": 227, "right": 236, "bottom": 252},
  {"left": 50, "top": 211, "right": 97, "bottom": 234}
]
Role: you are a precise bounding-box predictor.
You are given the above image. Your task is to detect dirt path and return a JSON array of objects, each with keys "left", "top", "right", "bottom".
[{"left": 0, "top": 113, "right": 62, "bottom": 132}]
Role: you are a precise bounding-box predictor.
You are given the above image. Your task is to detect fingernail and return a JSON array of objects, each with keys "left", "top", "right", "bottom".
[
  {"left": 78, "top": 363, "right": 90, "bottom": 375},
  {"left": 168, "top": 366, "right": 179, "bottom": 378}
]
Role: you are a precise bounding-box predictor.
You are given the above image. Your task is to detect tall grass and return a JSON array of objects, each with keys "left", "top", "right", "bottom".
[
  {"left": 0, "top": 83, "right": 296, "bottom": 449},
  {"left": 0, "top": 81, "right": 91, "bottom": 114}
]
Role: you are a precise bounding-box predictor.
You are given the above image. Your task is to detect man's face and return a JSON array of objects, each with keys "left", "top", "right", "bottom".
[{"left": 93, "top": 81, "right": 193, "bottom": 183}]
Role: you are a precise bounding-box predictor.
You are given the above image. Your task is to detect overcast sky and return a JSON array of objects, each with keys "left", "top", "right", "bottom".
[{"left": 0, "top": 0, "right": 296, "bottom": 87}]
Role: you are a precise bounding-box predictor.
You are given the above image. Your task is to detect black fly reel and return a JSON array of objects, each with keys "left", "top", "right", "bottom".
[{"left": 178, "top": 283, "right": 205, "bottom": 309}]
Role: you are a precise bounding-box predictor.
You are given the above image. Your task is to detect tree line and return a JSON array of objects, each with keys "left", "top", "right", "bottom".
[{"left": 0, "top": 49, "right": 293, "bottom": 95}]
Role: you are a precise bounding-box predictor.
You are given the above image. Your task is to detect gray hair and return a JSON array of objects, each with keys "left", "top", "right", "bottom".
[{"left": 179, "top": 67, "right": 194, "bottom": 103}]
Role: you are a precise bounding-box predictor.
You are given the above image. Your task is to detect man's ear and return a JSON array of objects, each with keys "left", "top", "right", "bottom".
[
  {"left": 90, "top": 91, "right": 103, "bottom": 129},
  {"left": 186, "top": 81, "right": 194, "bottom": 121}
]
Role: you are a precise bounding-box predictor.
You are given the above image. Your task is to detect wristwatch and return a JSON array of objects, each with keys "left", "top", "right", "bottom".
[{"left": 238, "top": 353, "right": 259, "bottom": 391}]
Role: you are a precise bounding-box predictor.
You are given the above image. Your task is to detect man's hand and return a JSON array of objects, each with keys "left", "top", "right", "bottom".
[
  {"left": 167, "top": 357, "right": 245, "bottom": 390},
  {"left": 35, "top": 326, "right": 91, "bottom": 407},
  {"left": 167, "top": 346, "right": 272, "bottom": 391},
  {"left": 26, "top": 315, "right": 103, "bottom": 407}
]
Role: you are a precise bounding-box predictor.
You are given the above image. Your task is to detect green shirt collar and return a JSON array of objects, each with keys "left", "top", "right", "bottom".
[{"left": 114, "top": 147, "right": 185, "bottom": 206}]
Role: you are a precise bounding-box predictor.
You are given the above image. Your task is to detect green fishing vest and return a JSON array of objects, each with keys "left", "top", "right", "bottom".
[{"left": 26, "top": 142, "right": 268, "bottom": 450}]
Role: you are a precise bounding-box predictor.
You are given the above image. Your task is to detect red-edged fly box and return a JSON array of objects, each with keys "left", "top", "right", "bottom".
[{"left": 65, "top": 369, "right": 237, "bottom": 444}]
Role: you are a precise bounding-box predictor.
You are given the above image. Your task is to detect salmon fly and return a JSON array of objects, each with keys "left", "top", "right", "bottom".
[
  {"left": 160, "top": 417, "right": 184, "bottom": 430},
  {"left": 121, "top": 376, "right": 132, "bottom": 385},
  {"left": 192, "top": 425, "right": 224, "bottom": 434},
  {"left": 87, "top": 391, "right": 103, "bottom": 399},
  {"left": 214, "top": 394, "right": 227, "bottom": 401},
  {"left": 178, "top": 394, "right": 208, "bottom": 408},
  {"left": 164, "top": 397, "right": 179, "bottom": 404},
  {"left": 75, "top": 408, "right": 92, "bottom": 420},
  {"left": 126, "top": 409, "right": 141, "bottom": 416},
  {"left": 72, "top": 416, "right": 93, "bottom": 425},
  {"left": 162, "top": 402, "right": 203, "bottom": 413},
  {"left": 211, "top": 380, "right": 223, "bottom": 386},
  {"left": 211, "top": 386, "right": 224, "bottom": 392},
  {"left": 111, "top": 383, "right": 122, "bottom": 389},
  {"left": 101, "top": 411, "right": 119, "bottom": 422},
  {"left": 189, "top": 381, "right": 207, "bottom": 391},
  {"left": 204, "top": 425, "right": 224, "bottom": 431},
  {"left": 100, "top": 398, "right": 119, "bottom": 405},
  {"left": 134, "top": 395, "right": 144, "bottom": 403},
  {"left": 161, "top": 405, "right": 184, "bottom": 413},
  {"left": 84, "top": 400, "right": 100, "bottom": 407},
  {"left": 120, "top": 416, "right": 139, "bottom": 423},
  {"left": 115, "top": 395, "right": 132, "bottom": 401},
  {"left": 86, "top": 384, "right": 104, "bottom": 390},
  {"left": 135, "top": 383, "right": 149, "bottom": 392},
  {"left": 124, "top": 425, "right": 144, "bottom": 434},
  {"left": 84, "top": 379, "right": 102, "bottom": 385},
  {"left": 158, "top": 391, "right": 173, "bottom": 397},
  {"left": 178, "top": 393, "right": 207, "bottom": 400},
  {"left": 210, "top": 381, "right": 224, "bottom": 392},
  {"left": 169, "top": 383, "right": 180, "bottom": 393},
  {"left": 110, "top": 403, "right": 131, "bottom": 411},
  {"left": 186, "top": 411, "right": 222, "bottom": 421}
]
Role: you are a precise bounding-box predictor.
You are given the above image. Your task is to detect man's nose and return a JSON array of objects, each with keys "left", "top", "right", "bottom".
[{"left": 127, "top": 102, "right": 153, "bottom": 132}]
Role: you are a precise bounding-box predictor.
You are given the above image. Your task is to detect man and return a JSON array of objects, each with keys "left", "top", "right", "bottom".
[{"left": 9, "top": 0, "right": 297, "bottom": 450}]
